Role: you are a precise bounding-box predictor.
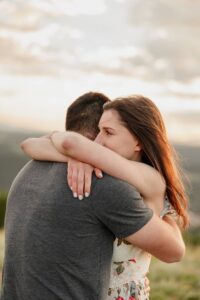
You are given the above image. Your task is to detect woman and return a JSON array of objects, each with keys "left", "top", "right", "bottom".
[{"left": 22, "top": 95, "right": 188, "bottom": 299}]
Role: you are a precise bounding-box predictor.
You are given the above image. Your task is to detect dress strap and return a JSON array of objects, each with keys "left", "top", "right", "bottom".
[{"left": 160, "top": 196, "right": 175, "bottom": 219}]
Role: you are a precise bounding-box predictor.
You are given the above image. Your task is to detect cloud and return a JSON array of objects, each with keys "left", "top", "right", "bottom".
[
  {"left": 126, "top": 0, "right": 200, "bottom": 82},
  {"left": 0, "top": 0, "right": 199, "bottom": 85},
  {"left": 0, "top": 0, "right": 86, "bottom": 76},
  {"left": 31, "top": 0, "right": 107, "bottom": 16},
  {"left": 0, "top": 0, "right": 107, "bottom": 21},
  {"left": 130, "top": 0, "right": 200, "bottom": 27},
  {"left": 0, "top": 0, "right": 46, "bottom": 31}
]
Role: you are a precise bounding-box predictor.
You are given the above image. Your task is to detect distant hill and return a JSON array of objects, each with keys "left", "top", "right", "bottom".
[
  {"left": 0, "top": 128, "right": 199, "bottom": 218},
  {"left": 0, "top": 128, "right": 46, "bottom": 191},
  {"left": 174, "top": 144, "right": 200, "bottom": 216}
]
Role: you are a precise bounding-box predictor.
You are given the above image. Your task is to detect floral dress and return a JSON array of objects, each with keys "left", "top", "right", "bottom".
[{"left": 107, "top": 198, "right": 173, "bottom": 300}]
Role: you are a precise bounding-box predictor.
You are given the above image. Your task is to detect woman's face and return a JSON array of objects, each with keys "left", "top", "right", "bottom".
[{"left": 95, "top": 109, "right": 141, "bottom": 161}]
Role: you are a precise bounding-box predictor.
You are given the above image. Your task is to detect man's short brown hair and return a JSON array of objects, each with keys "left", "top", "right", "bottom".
[{"left": 65, "top": 92, "right": 110, "bottom": 139}]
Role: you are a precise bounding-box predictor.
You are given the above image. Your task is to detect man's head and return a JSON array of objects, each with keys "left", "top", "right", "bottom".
[{"left": 65, "top": 92, "right": 111, "bottom": 140}]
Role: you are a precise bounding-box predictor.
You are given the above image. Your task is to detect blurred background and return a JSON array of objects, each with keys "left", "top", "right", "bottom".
[{"left": 0, "top": 0, "right": 200, "bottom": 298}]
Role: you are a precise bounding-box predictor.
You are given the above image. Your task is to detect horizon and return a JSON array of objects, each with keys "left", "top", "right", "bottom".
[{"left": 0, "top": 0, "right": 199, "bottom": 145}]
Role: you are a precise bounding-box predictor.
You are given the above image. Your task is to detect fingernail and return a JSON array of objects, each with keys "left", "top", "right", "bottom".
[
  {"left": 70, "top": 186, "right": 73, "bottom": 190},
  {"left": 78, "top": 195, "right": 83, "bottom": 200},
  {"left": 73, "top": 192, "right": 77, "bottom": 198},
  {"left": 85, "top": 192, "right": 90, "bottom": 197},
  {"left": 99, "top": 172, "right": 103, "bottom": 178}
]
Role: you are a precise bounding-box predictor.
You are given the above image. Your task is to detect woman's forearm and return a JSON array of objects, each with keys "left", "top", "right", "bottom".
[
  {"left": 126, "top": 213, "right": 185, "bottom": 263},
  {"left": 51, "top": 131, "right": 165, "bottom": 199},
  {"left": 21, "top": 137, "right": 69, "bottom": 162},
  {"left": 162, "top": 214, "right": 185, "bottom": 261}
]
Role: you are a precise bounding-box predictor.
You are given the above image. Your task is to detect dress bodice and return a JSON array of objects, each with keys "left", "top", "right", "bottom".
[
  {"left": 110, "top": 239, "right": 151, "bottom": 289},
  {"left": 107, "top": 198, "right": 173, "bottom": 300}
]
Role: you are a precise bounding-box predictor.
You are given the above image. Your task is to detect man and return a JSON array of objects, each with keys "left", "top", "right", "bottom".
[{"left": 1, "top": 92, "right": 184, "bottom": 300}]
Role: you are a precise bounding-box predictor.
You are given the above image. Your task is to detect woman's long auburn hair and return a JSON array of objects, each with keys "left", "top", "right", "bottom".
[{"left": 104, "top": 95, "right": 189, "bottom": 229}]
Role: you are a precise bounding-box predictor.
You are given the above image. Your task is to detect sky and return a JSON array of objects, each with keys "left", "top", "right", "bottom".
[{"left": 0, "top": 0, "right": 200, "bottom": 145}]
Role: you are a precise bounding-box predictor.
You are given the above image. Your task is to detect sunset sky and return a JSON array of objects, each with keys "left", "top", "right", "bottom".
[{"left": 0, "top": 0, "right": 199, "bottom": 145}]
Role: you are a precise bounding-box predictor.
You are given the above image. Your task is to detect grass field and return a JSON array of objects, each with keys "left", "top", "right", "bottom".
[
  {"left": 0, "top": 230, "right": 199, "bottom": 299},
  {"left": 0, "top": 230, "right": 4, "bottom": 281},
  {"left": 149, "top": 245, "right": 200, "bottom": 300}
]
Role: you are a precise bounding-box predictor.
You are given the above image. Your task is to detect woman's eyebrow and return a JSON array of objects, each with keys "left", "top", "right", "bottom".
[{"left": 98, "top": 125, "right": 115, "bottom": 131}]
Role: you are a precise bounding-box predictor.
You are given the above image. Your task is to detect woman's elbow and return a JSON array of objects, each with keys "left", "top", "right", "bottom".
[
  {"left": 20, "top": 139, "right": 29, "bottom": 153},
  {"left": 20, "top": 139, "right": 35, "bottom": 157},
  {"left": 165, "top": 242, "right": 185, "bottom": 263},
  {"left": 61, "top": 138, "right": 71, "bottom": 150},
  {"left": 174, "top": 242, "right": 186, "bottom": 262},
  {"left": 61, "top": 135, "right": 78, "bottom": 155}
]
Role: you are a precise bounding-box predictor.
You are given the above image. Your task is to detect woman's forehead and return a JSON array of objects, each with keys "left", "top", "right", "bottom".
[{"left": 99, "top": 110, "right": 121, "bottom": 127}]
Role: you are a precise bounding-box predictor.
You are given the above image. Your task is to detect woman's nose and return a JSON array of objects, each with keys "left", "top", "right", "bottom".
[{"left": 95, "top": 133, "right": 104, "bottom": 145}]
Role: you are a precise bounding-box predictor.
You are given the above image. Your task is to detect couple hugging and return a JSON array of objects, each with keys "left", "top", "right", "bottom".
[{"left": 1, "top": 92, "right": 188, "bottom": 300}]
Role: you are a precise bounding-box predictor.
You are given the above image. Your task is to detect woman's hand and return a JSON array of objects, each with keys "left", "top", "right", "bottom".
[{"left": 67, "top": 158, "right": 103, "bottom": 200}]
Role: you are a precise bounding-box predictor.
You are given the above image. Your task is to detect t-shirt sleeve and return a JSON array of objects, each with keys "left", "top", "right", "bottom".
[{"left": 91, "top": 175, "right": 153, "bottom": 238}]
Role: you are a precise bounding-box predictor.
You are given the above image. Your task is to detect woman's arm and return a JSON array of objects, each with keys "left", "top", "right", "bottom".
[
  {"left": 21, "top": 131, "right": 165, "bottom": 210},
  {"left": 126, "top": 213, "right": 185, "bottom": 263},
  {"left": 21, "top": 137, "right": 69, "bottom": 162},
  {"left": 21, "top": 136, "right": 103, "bottom": 200},
  {"left": 51, "top": 131, "right": 166, "bottom": 202}
]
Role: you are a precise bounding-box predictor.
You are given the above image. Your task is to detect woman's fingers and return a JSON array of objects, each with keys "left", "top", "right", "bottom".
[
  {"left": 67, "top": 161, "right": 73, "bottom": 189},
  {"left": 71, "top": 163, "right": 78, "bottom": 198},
  {"left": 77, "top": 164, "right": 85, "bottom": 200},
  {"left": 84, "top": 166, "right": 93, "bottom": 197},
  {"left": 70, "top": 161, "right": 86, "bottom": 200},
  {"left": 94, "top": 168, "right": 103, "bottom": 179},
  {"left": 67, "top": 159, "right": 101, "bottom": 200}
]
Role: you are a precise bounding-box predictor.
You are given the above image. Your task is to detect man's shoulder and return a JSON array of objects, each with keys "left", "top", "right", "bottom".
[
  {"left": 92, "top": 173, "right": 140, "bottom": 198},
  {"left": 10, "top": 160, "right": 67, "bottom": 188},
  {"left": 21, "top": 160, "right": 67, "bottom": 172},
  {"left": 8, "top": 160, "right": 71, "bottom": 202}
]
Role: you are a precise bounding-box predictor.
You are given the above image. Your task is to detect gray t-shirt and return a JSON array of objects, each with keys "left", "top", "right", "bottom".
[{"left": 1, "top": 160, "right": 153, "bottom": 300}]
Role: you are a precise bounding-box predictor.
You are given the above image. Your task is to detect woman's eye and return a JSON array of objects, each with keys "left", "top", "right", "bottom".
[{"left": 106, "top": 130, "right": 112, "bottom": 136}]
